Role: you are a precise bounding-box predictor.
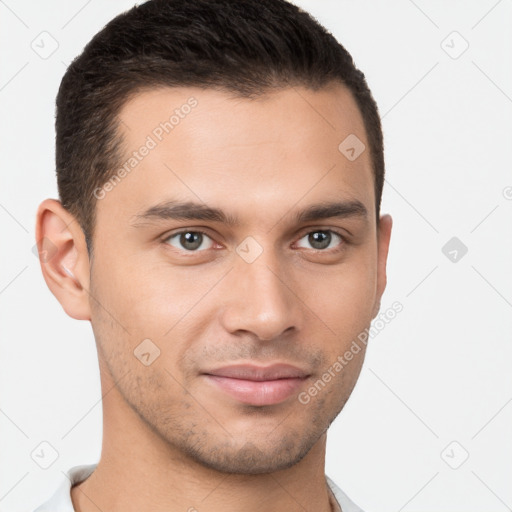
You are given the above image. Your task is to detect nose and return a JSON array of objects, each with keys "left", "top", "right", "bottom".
[{"left": 219, "top": 250, "right": 302, "bottom": 341}]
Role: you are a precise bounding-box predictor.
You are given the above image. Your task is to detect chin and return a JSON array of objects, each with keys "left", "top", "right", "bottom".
[{"left": 179, "top": 432, "right": 320, "bottom": 475}]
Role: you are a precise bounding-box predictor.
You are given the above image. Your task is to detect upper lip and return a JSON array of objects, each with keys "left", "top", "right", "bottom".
[{"left": 204, "top": 364, "right": 309, "bottom": 381}]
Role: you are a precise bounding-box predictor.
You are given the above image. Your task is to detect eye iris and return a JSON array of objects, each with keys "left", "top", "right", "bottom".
[
  {"left": 180, "top": 232, "right": 202, "bottom": 250},
  {"left": 308, "top": 231, "right": 331, "bottom": 250}
]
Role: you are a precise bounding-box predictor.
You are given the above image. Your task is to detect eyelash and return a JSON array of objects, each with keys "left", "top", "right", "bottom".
[{"left": 162, "top": 228, "right": 348, "bottom": 254}]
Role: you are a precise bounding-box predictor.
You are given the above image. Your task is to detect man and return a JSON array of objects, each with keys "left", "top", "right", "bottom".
[{"left": 34, "top": 0, "right": 392, "bottom": 510}]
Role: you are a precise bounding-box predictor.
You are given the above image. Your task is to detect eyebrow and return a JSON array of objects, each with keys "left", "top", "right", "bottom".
[{"left": 131, "top": 199, "right": 368, "bottom": 227}]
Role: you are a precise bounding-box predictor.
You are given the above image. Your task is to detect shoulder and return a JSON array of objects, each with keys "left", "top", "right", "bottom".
[
  {"left": 326, "top": 475, "right": 366, "bottom": 512},
  {"left": 32, "top": 463, "right": 97, "bottom": 512}
]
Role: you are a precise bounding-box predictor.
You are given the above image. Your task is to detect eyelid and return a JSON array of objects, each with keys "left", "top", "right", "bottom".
[{"left": 295, "top": 225, "right": 348, "bottom": 239}]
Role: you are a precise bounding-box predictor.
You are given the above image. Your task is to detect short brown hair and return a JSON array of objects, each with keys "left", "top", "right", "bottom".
[{"left": 56, "top": 0, "right": 385, "bottom": 255}]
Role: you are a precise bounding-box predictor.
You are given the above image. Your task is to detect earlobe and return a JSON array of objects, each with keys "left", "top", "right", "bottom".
[{"left": 35, "top": 199, "right": 92, "bottom": 320}]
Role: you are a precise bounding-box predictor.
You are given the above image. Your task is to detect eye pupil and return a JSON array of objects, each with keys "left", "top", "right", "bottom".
[
  {"left": 180, "top": 231, "right": 202, "bottom": 250},
  {"left": 308, "top": 231, "right": 331, "bottom": 250}
]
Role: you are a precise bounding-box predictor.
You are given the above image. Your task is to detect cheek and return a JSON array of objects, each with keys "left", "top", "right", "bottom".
[
  {"left": 89, "top": 250, "right": 167, "bottom": 353},
  {"left": 90, "top": 252, "right": 224, "bottom": 360},
  {"left": 296, "top": 253, "right": 377, "bottom": 341},
  {"left": 91, "top": 248, "right": 178, "bottom": 323}
]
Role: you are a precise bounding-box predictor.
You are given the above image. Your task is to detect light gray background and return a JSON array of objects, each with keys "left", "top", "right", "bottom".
[{"left": 1, "top": 1, "right": 511, "bottom": 511}]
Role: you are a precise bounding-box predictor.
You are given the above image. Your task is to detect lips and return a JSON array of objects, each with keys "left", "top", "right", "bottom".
[{"left": 203, "top": 364, "right": 309, "bottom": 406}]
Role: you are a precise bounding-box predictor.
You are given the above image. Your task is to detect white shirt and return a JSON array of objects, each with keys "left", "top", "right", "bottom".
[{"left": 33, "top": 464, "right": 364, "bottom": 512}]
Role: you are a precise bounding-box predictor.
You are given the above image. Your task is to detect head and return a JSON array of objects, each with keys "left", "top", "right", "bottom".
[{"left": 36, "top": 0, "right": 392, "bottom": 474}]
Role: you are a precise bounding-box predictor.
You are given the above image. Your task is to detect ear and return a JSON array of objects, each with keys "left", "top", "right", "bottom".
[
  {"left": 372, "top": 214, "right": 392, "bottom": 318},
  {"left": 35, "top": 198, "right": 91, "bottom": 320}
]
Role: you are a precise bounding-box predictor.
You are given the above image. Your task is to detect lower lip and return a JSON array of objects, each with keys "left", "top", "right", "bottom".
[{"left": 204, "top": 375, "right": 306, "bottom": 406}]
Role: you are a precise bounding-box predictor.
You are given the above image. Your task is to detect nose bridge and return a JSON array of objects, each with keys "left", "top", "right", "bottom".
[{"left": 221, "top": 243, "right": 300, "bottom": 340}]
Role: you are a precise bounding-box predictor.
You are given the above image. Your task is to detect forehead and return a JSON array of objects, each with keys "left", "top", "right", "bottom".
[{"left": 97, "top": 84, "right": 375, "bottom": 228}]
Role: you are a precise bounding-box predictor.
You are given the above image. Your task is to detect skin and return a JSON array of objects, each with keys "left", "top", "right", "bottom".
[{"left": 36, "top": 83, "right": 392, "bottom": 512}]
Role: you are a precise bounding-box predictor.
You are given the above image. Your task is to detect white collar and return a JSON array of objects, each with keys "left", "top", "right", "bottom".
[{"left": 34, "top": 464, "right": 364, "bottom": 512}]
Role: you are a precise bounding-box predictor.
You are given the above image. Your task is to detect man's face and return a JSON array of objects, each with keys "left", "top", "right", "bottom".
[{"left": 88, "top": 84, "right": 389, "bottom": 473}]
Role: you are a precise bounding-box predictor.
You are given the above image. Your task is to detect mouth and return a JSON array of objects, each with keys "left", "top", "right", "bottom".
[{"left": 202, "top": 363, "right": 310, "bottom": 406}]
